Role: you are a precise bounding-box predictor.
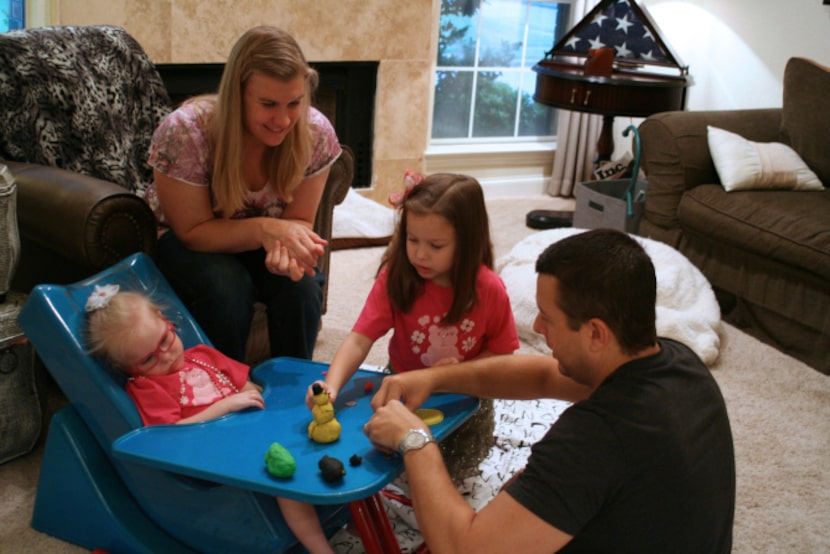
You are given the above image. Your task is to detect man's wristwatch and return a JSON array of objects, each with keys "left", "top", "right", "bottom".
[{"left": 397, "top": 428, "right": 434, "bottom": 455}]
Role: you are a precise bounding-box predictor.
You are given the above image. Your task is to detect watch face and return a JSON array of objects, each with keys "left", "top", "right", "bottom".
[
  {"left": 405, "top": 431, "right": 426, "bottom": 449},
  {"left": 399, "top": 429, "right": 431, "bottom": 454}
]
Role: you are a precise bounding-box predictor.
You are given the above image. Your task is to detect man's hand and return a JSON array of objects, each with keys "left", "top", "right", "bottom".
[
  {"left": 370, "top": 370, "right": 435, "bottom": 411},
  {"left": 363, "top": 399, "right": 428, "bottom": 454}
]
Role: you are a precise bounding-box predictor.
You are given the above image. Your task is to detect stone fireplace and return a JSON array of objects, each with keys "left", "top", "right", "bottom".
[
  {"left": 50, "top": 0, "right": 437, "bottom": 204},
  {"left": 155, "top": 62, "right": 378, "bottom": 189}
]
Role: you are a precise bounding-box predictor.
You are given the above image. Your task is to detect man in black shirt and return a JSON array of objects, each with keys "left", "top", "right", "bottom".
[{"left": 364, "top": 229, "right": 735, "bottom": 553}]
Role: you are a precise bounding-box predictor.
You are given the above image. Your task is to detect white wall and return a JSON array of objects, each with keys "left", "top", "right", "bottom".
[
  {"left": 645, "top": 0, "right": 830, "bottom": 110},
  {"left": 611, "top": 0, "right": 830, "bottom": 157}
]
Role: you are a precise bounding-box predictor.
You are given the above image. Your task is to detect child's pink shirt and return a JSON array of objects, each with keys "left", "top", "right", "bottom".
[
  {"left": 126, "top": 344, "right": 251, "bottom": 425},
  {"left": 353, "top": 266, "right": 519, "bottom": 371}
]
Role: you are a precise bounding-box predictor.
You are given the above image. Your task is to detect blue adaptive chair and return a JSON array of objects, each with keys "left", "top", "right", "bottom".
[{"left": 18, "top": 253, "right": 350, "bottom": 553}]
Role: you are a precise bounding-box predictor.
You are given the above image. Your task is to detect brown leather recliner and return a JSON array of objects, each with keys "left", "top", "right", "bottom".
[{"left": 1, "top": 25, "right": 354, "bottom": 365}]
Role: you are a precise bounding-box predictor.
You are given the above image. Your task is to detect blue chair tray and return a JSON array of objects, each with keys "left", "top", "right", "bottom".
[{"left": 113, "top": 357, "right": 479, "bottom": 504}]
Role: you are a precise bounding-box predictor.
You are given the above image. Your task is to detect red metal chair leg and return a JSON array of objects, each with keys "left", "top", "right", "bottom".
[
  {"left": 348, "top": 500, "right": 385, "bottom": 554},
  {"left": 365, "top": 492, "right": 401, "bottom": 553}
]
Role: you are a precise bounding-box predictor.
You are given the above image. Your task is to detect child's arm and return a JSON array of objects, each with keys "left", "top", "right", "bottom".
[
  {"left": 177, "top": 388, "right": 265, "bottom": 425},
  {"left": 306, "top": 331, "right": 374, "bottom": 408},
  {"left": 431, "top": 348, "right": 499, "bottom": 368},
  {"left": 242, "top": 379, "right": 263, "bottom": 393}
]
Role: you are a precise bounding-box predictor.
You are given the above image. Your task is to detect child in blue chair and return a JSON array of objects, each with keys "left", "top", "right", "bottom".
[
  {"left": 86, "top": 284, "right": 336, "bottom": 554},
  {"left": 306, "top": 171, "right": 520, "bottom": 480}
]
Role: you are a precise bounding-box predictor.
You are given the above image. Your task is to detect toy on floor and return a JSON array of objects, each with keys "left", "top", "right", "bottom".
[
  {"left": 264, "top": 442, "right": 296, "bottom": 478},
  {"left": 308, "top": 383, "right": 341, "bottom": 443}
]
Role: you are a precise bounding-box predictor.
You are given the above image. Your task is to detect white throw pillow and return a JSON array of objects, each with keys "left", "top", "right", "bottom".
[{"left": 707, "top": 126, "right": 824, "bottom": 191}]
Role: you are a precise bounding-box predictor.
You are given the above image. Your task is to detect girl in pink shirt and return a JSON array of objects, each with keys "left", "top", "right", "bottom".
[
  {"left": 308, "top": 171, "right": 519, "bottom": 479},
  {"left": 86, "top": 285, "right": 335, "bottom": 554}
]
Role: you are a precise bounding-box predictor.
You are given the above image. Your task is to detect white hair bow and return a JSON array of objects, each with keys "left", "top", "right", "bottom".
[{"left": 85, "top": 284, "right": 120, "bottom": 312}]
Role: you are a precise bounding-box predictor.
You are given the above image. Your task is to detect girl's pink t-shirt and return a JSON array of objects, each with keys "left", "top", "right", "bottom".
[
  {"left": 353, "top": 266, "right": 519, "bottom": 371},
  {"left": 126, "top": 344, "right": 251, "bottom": 426}
]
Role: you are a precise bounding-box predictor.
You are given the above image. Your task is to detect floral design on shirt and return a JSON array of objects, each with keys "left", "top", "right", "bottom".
[
  {"left": 144, "top": 100, "right": 341, "bottom": 228},
  {"left": 412, "top": 314, "right": 477, "bottom": 367}
]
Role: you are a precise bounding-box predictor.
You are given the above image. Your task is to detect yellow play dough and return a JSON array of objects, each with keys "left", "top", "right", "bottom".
[
  {"left": 415, "top": 408, "right": 444, "bottom": 426},
  {"left": 308, "top": 384, "right": 341, "bottom": 443}
]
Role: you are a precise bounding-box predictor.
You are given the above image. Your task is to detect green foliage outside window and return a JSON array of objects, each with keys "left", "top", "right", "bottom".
[
  {"left": 433, "top": 0, "right": 571, "bottom": 141},
  {"left": 1, "top": 0, "right": 24, "bottom": 32}
]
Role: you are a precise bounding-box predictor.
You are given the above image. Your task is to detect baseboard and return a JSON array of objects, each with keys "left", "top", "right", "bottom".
[{"left": 479, "top": 175, "right": 548, "bottom": 198}]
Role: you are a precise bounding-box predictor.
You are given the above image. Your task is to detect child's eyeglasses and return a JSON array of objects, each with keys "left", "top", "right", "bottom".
[{"left": 130, "top": 319, "right": 177, "bottom": 373}]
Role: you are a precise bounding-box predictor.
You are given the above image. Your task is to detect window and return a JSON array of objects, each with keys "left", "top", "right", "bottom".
[
  {"left": 1, "top": 0, "right": 24, "bottom": 32},
  {"left": 432, "top": 0, "right": 572, "bottom": 142}
]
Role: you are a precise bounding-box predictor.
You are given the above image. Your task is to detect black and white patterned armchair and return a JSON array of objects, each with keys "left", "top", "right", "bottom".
[
  {"left": 0, "top": 25, "right": 171, "bottom": 290},
  {"left": 0, "top": 26, "right": 353, "bottom": 362}
]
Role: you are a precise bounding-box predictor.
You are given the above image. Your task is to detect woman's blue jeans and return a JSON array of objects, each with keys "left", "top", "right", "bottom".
[{"left": 156, "top": 231, "right": 323, "bottom": 362}]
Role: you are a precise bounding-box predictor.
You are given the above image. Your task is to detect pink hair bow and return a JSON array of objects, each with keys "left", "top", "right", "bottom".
[{"left": 388, "top": 169, "right": 425, "bottom": 209}]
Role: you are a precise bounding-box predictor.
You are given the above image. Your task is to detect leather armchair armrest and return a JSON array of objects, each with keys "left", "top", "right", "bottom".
[
  {"left": 314, "top": 145, "right": 354, "bottom": 312},
  {"left": 639, "top": 108, "right": 782, "bottom": 231},
  {"left": 6, "top": 161, "right": 158, "bottom": 292}
]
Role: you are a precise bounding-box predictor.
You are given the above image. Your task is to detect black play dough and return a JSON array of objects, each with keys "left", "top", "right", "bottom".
[{"left": 318, "top": 454, "right": 346, "bottom": 482}]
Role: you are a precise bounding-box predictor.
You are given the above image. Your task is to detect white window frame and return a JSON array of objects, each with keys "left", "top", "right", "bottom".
[
  {"left": 23, "top": 0, "right": 56, "bottom": 27},
  {"left": 426, "top": 0, "right": 573, "bottom": 197}
]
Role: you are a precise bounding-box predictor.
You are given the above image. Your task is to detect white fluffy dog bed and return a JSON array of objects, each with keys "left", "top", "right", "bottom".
[{"left": 495, "top": 228, "right": 722, "bottom": 365}]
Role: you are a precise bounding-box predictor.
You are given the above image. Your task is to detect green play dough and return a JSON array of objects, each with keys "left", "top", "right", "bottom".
[{"left": 264, "top": 442, "right": 297, "bottom": 478}]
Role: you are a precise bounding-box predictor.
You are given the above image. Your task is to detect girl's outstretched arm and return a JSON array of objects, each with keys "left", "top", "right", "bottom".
[
  {"left": 177, "top": 389, "right": 265, "bottom": 424},
  {"left": 305, "top": 331, "right": 374, "bottom": 408}
]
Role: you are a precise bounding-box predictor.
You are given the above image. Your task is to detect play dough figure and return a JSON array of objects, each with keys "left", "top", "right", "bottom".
[
  {"left": 308, "top": 382, "right": 341, "bottom": 443},
  {"left": 264, "top": 442, "right": 296, "bottom": 478}
]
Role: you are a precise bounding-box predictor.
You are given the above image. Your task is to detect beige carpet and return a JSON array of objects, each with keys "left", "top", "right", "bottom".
[{"left": 2, "top": 195, "right": 829, "bottom": 553}]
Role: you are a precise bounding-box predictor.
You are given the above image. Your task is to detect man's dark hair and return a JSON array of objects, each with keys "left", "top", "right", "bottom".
[{"left": 535, "top": 229, "right": 657, "bottom": 354}]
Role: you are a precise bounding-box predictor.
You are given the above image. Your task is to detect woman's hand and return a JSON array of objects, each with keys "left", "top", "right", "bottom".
[
  {"left": 260, "top": 219, "right": 326, "bottom": 277},
  {"left": 265, "top": 239, "right": 306, "bottom": 281}
]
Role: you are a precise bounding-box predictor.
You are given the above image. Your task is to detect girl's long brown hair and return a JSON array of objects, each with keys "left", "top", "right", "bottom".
[
  {"left": 380, "top": 173, "right": 493, "bottom": 324},
  {"left": 199, "top": 26, "right": 318, "bottom": 215}
]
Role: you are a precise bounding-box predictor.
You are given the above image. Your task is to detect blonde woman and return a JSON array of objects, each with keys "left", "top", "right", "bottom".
[{"left": 143, "top": 26, "right": 341, "bottom": 362}]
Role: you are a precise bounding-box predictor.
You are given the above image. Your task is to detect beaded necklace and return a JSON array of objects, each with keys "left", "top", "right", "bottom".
[
  {"left": 131, "top": 356, "right": 240, "bottom": 407},
  {"left": 181, "top": 355, "right": 240, "bottom": 401}
]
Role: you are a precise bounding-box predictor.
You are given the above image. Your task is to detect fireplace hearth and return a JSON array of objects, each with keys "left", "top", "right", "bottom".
[{"left": 155, "top": 62, "right": 377, "bottom": 188}]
